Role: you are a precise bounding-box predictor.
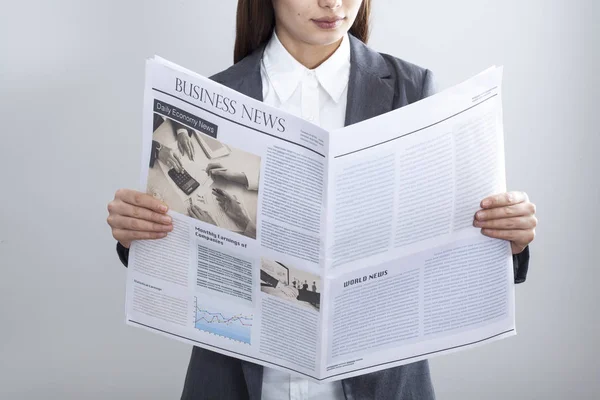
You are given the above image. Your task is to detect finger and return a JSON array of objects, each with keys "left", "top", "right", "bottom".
[
  {"left": 214, "top": 170, "right": 230, "bottom": 179},
  {"left": 215, "top": 192, "right": 230, "bottom": 204},
  {"left": 188, "top": 143, "right": 194, "bottom": 160},
  {"left": 199, "top": 210, "right": 211, "bottom": 219},
  {"left": 114, "top": 189, "right": 168, "bottom": 214},
  {"left": 173, "top": 153, "right": 184, "bottom": 172},
  {"left": 475, "top": 202, "right": 536, "bottom": 221},
  {"left": 481, "top": 228, "right": 535, "bottom": 246},
  {"left": 473, "top": 216, "right": 537, "bottom": 230},
  {"left": 481, "top": 191, "right": 529, "bottom": 209},
  {"left": 109, "top": 215, "right": 173, "bottom": 232},
  {"left": 223, "top": 191, "right": 235, "bottom": 201},
  {"left": 167, "top": 152, "right": 176, "bottom": 164},
  {"left": 188, "top": 141, "right": 195, "bottom": 160},
  {"left": 184, "top": 142, "right": 191, "bottom": 159},
  {"left": 112, "top": 228, "right": 168, "bottom": 243},
  {"left": 216, "top": 198, "right": 229, "bottom": 210},
  {"left": 178, "top": 141, "right": 184, "bottom": 155},
  {"left": 206, "top": 163, "right": 223, "bottom": 173},
  {"left": 213, "top": 187, "right": 231, "bottom": 198},
  {"left": 189, "top": 206, "right": 201, "bottom": 219},
  {"left": 193, "top": 205, "right": 208, "bottom": 217},
  {"left": 109, "top": 200, "right": 172, "bottom": 225},
  {"left": 180, "top": 141, "right": 187, "bottom": 157}
]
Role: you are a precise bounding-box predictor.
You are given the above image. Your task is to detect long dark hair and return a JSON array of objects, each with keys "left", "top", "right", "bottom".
[{"left": 234, "top": 0, "right": 371, "bottom": 63}]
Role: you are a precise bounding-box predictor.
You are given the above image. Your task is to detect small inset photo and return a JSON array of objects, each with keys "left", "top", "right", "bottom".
[
  {"left": 146, "top": 113, "right": 260, "bottom": 239},
  {"left": 260, "top": 258, "right": 321, "bottom": 312}
]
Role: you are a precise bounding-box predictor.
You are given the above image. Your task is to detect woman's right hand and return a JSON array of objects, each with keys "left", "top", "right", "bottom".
[{"left": 107, "top": 189, "right": 173, "bottom": 248}]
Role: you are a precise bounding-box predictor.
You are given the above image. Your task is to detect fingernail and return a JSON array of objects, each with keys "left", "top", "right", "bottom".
[
  {"left": 159, "top": 205, "right": 168, "bottom": 213},
  {"left": 159, "top": 232, "right": 167, "bottom": 238},
  {"left": 473, "top": 220, "right": 481, "bottom": 227},
  {"left": 477, "top": 211, "right": 485, "bottom": 219},
  {"left": 162, "top": 216, "right": 172, "bottom": 224},
  {"left": 482, "top": 200, "right": 491, "bottom": 207}
]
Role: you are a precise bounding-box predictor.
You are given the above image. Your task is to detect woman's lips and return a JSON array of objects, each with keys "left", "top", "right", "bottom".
[{"left": 312, "top": 17, "right": 345, "bottom": 30}]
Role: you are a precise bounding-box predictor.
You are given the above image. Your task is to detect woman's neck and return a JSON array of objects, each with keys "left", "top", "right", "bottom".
[{"left": 275, "top": 27, "right": 343, "bottom": 70}]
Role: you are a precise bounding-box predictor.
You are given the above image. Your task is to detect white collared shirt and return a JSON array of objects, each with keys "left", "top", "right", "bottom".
[
  {"left": 260, "top": 31, "right": 350, "bottom": 131},
  {"left": 259, "top": 32, "right": 350, "bottom": 400}
]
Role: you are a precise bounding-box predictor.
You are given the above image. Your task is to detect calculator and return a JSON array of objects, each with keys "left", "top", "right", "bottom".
[{"left": 167, "top": 168, "right": 200, "bottom": 195}]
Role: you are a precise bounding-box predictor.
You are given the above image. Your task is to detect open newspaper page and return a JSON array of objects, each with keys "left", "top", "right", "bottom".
[
  {"left": 125, "top": 57, "right": 331, "bottom": 379},
  {"left": 321, "top": 67, "right": 516, "bottom": 381}
]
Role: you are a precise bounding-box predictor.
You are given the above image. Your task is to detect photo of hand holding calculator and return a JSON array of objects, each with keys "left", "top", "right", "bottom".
[{"left": 147, "top": 115, "right": 260, "bottom": 239}]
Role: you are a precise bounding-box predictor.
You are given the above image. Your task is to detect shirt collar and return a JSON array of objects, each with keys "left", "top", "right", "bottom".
[{"left": 262, "top": 32, "right": 351, "bottom": 104}]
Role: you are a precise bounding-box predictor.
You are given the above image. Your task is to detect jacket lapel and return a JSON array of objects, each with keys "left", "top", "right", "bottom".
[{"left": 344, "top": 35, "right": 395, "bottom": 126}]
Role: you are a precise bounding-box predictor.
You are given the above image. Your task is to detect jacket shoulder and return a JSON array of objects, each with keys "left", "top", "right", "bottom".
[
  {"left": 208, "top": 47, "right": 265, "bottom": 99},
  {"left": 379, "top": 52, "right": 437, "bottom": 103},
  {"left": 209, "top": 61, "right": 246, "bottom": 87},
  {"left": 348, "top": 35, "right": 436, "bottom": 105},
  {"left": 209, "top": 47, "right": 263, "bottom": 86}
]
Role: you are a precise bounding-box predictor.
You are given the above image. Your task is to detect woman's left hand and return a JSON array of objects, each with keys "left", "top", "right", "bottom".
[{"left": 473, "top": 191, "right": 537, "bottom": 254}]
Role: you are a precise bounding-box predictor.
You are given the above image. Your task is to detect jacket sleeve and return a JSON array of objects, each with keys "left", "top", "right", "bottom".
[
  {"left": 513, "top": 246, "right": 530, "bottom": 284},
  {"left": 149, "top": 140, "right": 160, "bottom": 168},
  {"left": 117, "top": 242, "right": 130, "bottom": 267}
]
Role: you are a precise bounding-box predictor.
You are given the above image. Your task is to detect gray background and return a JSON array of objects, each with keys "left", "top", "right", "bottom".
[{"left": 0, "top": 0, "right": 598, "bottom": 399}]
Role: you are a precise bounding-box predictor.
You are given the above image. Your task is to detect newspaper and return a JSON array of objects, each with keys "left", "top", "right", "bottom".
[{"left": 125, "top": 56, "right": 515, "bottom": 382}]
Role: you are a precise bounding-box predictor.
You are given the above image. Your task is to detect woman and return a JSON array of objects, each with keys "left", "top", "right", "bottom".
[{"left": 106, "top": 0, "right": 537, "bottom": 398}]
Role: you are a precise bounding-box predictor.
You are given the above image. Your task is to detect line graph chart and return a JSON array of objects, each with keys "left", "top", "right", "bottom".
[{"left": 194, "top": 298, "right": 253, "bottom": 344}]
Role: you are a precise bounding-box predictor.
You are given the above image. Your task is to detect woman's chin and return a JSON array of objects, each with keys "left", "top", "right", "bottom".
[{"left": 302, "top": 28, "right": 347, "bottom": 47}]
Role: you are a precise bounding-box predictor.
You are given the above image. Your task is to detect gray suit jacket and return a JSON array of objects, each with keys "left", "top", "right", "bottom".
[{"left": 117, "top": 34, "right": 530, "bottom": 400}]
